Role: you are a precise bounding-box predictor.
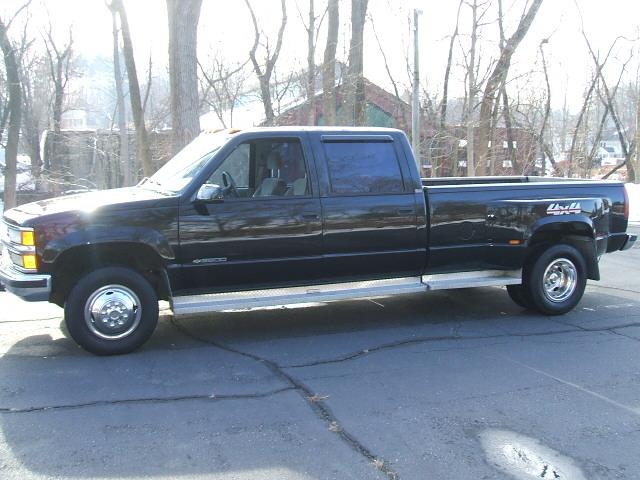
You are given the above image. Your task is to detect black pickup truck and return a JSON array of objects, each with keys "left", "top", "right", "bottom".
[{"left": 1, "top": 127, "right": 636, "bottom": 354}]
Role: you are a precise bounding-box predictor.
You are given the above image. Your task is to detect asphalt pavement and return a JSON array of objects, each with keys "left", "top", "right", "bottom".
[{"left": 0, "top": 225, "right": 638, "bottom": 479}]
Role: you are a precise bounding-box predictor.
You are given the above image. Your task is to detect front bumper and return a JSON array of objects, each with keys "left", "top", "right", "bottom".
[
  {"left": 0, "top": 263, "right": 51, "bottom": 302},
  {"left": 620, "top": 234, "right": 637, "bottom": 251}
]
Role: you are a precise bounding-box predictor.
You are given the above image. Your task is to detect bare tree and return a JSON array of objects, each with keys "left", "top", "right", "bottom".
[
  {"left": 107, "top": 0, "right": 153, "bottom": 177},
  {"left": 17, "top": 18, "right": 47, "bottom": 180},
  {"left": 110, "top": 8, "right": 129, "bottom": 186},
  {"left": 0, "top": 5, "right": 28, "bottom": 210},
  {"left": 322, "top": 0, "right": 339, "bottom": 125},
  {"left": 583, "top": 32, "right": 637, "bottom": 182},
  {"left": 536, "top": 37, "right": 558, "bottom": 174},
  {"left": 166, "top": 0, "right": 203, "bottom": 153},
  {"left": 42, "top": 19, "right": 74, "bottom": 184},
  {"left": 440, "top": 0, "right": 464, "bottom": 130},
  {"left": 635, "top": 69, "right": 640, "bottom": 183},
  {"left": 297, "top": 0, "right": 327, "bottom": 125},
  {"left": 462, "top": 0, "right": 490, "bottom": 176},
  {"left": 245, "top": 0, "right": 287, "bottom": 125},
  {"left": 199, "top": 57, "right": 248, "bottom": 128},
  {"left": 341, "top": 0, "right": 369, "bottom": 126},
  {"left": 475, "top": 0, "right": 544, "bottom": 175}
]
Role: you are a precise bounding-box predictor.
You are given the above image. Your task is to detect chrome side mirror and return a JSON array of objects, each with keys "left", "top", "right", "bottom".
[{"left": 196, "top": 183, "right": 224, "bottom": 202}]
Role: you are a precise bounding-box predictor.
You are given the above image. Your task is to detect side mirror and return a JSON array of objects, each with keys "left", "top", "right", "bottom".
[{"left": 196, "top": 183, "right": 224, "bottom": 202}]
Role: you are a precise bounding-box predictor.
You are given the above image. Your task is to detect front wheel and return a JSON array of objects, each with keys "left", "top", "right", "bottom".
[
  {"left": 64, "top": 267, "right": 159, "bottom": 355},
  {"left": 524, "top": 244, "right": 587, "bottom": 315}
]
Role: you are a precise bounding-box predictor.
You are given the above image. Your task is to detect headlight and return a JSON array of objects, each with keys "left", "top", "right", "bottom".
[
  {"left": 3, "top": 223, "right": 37, "bottom": 271},
  {"left": 6, "top": 225, "right": 35, "bottom": 247}
]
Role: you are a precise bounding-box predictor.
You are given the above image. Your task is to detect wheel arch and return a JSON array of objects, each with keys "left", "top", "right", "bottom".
[
  {"left": 49, "top": 242, "right": 171, "bottom": 307},
  {"left": 525, "top": 217, "right": 599, "bottom": 280}
]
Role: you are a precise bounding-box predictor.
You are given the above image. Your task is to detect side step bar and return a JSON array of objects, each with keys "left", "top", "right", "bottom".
[{"left": 172, "top": 270, "right": 522, "bottom": 315}]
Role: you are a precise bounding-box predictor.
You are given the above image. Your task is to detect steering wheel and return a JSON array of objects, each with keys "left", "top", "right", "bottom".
[{"left": 221, "top": 171, "right": 239, "bottom": 198}]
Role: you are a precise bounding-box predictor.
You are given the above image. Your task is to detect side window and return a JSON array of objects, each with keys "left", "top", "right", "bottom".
[
  {"left": 208, "top": 143, "right": 250, "bottom": 189},
  {"left": 323, "top": 141, "right": 404, "bottom": 194},
  {"left": 207, "top": 139, "right": 309, "bottom": 199}
]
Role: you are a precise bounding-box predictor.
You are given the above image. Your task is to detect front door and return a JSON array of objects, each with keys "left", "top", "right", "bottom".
[{"left": 177, "top": 136, "right": 323, "bottom": 293}]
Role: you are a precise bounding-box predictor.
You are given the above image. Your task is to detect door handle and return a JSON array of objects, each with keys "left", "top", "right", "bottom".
[
  {"left": 397, "top": 208, "right": 415, "bottom": 215},
  {"left": 300, "top": 213, "right": 320, "bottom": 220}
]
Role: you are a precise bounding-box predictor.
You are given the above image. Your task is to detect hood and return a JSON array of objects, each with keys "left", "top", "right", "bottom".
[{"left": 3, "top": 187, "right": 178, "bottom": 226}]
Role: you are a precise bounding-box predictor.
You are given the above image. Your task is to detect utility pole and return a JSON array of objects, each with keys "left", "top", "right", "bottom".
[{"left": 412, "top": 8, "right": 422, "bottom": 174}]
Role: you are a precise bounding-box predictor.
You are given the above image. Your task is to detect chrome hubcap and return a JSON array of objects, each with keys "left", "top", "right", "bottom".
[
  {"left": 84, "top": 285, "right": 141, "bottom": 340},
  {"left": 542, "top": 258, "right": 577, "bottom": 303}
]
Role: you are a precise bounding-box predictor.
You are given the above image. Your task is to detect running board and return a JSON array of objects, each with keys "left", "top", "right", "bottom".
[
  {"left": 171, "top": 270, "right": 522, "bottom": 315},
  {"left": 422, "top": 269, "right": 522, "bottom": 291}
]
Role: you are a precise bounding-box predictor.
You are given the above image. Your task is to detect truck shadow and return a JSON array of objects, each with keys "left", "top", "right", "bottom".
[{"left": 0, "top": 286, "right": 637, "bottom": 477}]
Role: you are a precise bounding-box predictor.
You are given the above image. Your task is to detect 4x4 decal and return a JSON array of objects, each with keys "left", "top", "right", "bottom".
[{"left": 546, "top": 202, "right": 582, "bottom": 216}]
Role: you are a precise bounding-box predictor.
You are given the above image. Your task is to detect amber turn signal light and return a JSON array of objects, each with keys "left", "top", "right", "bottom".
[
  {"left": 21, "top": 230, "right": 35, "bottom": 246},
  {"left": 508, "top": 239, "right": 522, "bottom": 245},
  {"left": 21, "top": 253, "right": 37, "bottom": 270}
]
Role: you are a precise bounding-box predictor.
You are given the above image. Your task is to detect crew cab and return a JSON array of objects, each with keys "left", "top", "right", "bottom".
[{"left": 1, "top": 127, "right": 636, "bottom": 355}]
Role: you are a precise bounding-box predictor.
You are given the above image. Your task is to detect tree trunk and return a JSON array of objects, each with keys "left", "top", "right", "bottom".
[
  {"left": 635, "top": 72, "right": 640, "bottom": 183},
  {"left": 0, "top": 18, "right": 21, "bottom": 211},
  {"left": 322, "top": 0, "right": 339, "bottom": 126},
  {"left": 306, "top": 0, "right": 315, "bottom": 125},
  {"left": 245, "top": 0, "right": 286, "bottom": 126},
  {"left": 465, "top": 0, "right": 478, "bottom": 176},
  {"left": 440, "top": 0, "right": 463, "bottom": 130},
  {"left": 342, "top": 0, "right": 368, "bottom": 126},
  {"left": 167, "top": 0, "right": 203, "bottom": 154},
  {"left": 583, "top": 31, "right": 636, "bottom": 182},
  {"left": 111, "top": 10, "right": 130, "bottom": 186},
  {"left": 109, "top": 0, "right": 153, "bottom": 177},
  {"left": 475, "top": 0, "right": 543, "bottom": 175}
]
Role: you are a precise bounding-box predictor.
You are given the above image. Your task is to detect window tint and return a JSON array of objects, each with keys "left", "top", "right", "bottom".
[
  {"left": 323, "top": 141, "right": 404, "bottom": 194},
  {"left": 207, "top": 138, "right": 309, "bottom": 199}
]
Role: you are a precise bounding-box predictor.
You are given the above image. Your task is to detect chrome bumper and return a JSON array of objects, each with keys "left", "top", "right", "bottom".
[
  {"left": 0, "top": 263, "right": 51, "bottom": 302},
  {"left": 620, "top": 234, "right": 637, "bottom": 251}
]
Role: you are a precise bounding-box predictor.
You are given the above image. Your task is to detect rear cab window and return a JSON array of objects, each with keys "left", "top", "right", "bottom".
[{"left": 321, "top": 137, "right": 405, "bottom": 195}]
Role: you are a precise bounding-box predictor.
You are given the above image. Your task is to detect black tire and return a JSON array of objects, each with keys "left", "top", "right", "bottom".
[
  {"left": 506, "top": 284, "right": 534, "bottom": 309},
  {"left": 64, "top": 267, "right": 159, "bottom": 355},
  {"left": 524, "top": 244, "right": 587, "bottom": 315}
]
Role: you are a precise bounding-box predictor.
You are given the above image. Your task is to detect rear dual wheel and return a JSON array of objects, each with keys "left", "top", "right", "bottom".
[{"left": 509, "top": 244, "right": 587, "bottom": 315}]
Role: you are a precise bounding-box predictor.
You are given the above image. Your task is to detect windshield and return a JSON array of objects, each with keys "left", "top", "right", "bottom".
[{"left": 141, "top": 132, "right": 230, "bottom": 193}]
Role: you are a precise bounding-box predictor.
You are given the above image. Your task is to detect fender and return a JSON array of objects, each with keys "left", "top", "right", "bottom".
[
  {"left": 40, "top": 226, "right": 175, "bottom": 264},
  {"left": 525, "top": 214, "right": 595, "bottom": 243},
  {"left": 525, "top": 215, "right": 600, "bottom": 280}
]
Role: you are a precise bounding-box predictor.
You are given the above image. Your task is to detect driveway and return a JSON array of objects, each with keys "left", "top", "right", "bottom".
[{"left": 0, "top": 225, "right": 638, "bottom": 479}]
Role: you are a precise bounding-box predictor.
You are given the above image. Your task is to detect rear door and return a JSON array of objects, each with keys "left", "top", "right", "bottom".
[{"left": 312, "top": 134, "right": 422, "bottom": 280}]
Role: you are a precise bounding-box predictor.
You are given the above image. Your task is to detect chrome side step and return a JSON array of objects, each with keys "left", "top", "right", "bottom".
[
  {"left": 172, "top": 277, "right": 427, "bottom": 315},
  {"left": 171, "top": 270, "right": 522, "bottom": 315},
  {"left": 422, "top": 269, "right": 522, "bottom": 290}
]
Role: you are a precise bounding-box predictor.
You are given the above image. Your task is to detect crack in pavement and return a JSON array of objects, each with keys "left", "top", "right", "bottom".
[
  {"left": 552, "top": 316, "right": 640, "bottom": 344},
  {"left": 0, "top": 386, "right": 295, "bottom": 414},
  {"left": 588, "top": 284, "right": 640, "bottom": 295},
  {"left": 169, "top": 316, "right": 399, "bottom": 480},
  {"left": 281, "top": 320, "right": 640, "bottom": 369}
]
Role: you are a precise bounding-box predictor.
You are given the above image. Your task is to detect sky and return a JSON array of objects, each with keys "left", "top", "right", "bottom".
[{"left": 3, "top": 0, "right": 640, "bottom": 114}]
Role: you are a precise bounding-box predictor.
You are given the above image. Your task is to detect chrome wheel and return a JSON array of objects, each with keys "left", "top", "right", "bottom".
[
  {"left": 542, "top": 258, "right": 577, "bottom": 303},
  {"left": 84, "top": 284, "right": 142, "bottom": 340}
]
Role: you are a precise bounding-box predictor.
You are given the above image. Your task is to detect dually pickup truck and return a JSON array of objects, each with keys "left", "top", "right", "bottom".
[{"left": 1, "top": 127, "right": 636, "bottom": 354}]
